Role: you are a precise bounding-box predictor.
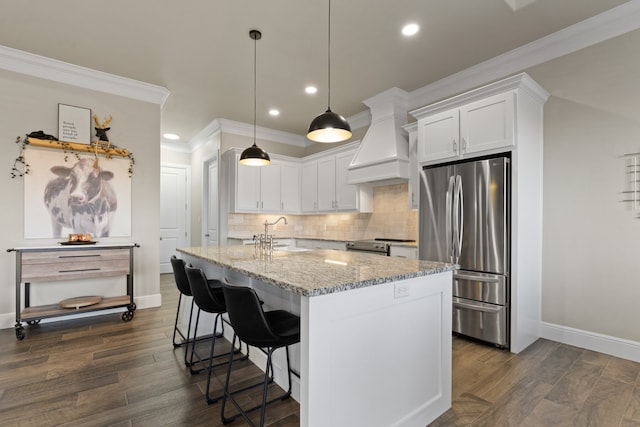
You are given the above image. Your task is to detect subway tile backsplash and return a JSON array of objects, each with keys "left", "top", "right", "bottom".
[{"left": 227, "top": 183, "right": 418, "bottom": 241}]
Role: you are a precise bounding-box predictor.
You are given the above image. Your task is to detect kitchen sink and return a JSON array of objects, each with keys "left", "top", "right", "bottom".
[{"left": 273, "top": 246, "right": 310, "bottom": 252}]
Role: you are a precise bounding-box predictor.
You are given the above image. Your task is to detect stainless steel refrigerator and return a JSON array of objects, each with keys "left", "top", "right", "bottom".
[{"left": 419, "top": 155, "right": 510, "bottom": 348}]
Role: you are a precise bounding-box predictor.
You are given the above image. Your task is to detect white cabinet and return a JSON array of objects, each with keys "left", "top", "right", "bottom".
[
  {"left": 404, "top": 122, "right": 419, "bottom": 210},
  {"left": 335, "top": 151, "right": 358, "bottom": 211},
  {"left": 258, "top": 163, "right": 281, "bottom": 212},
  {"left": 317, "top": 151, "right": 358, "bottom": 211},
  {"left": 296, "top": 239, "right": 346, "bottom": 250},
  {"left": 235, "top": 161, "right": 261, "bottom": 211},
  {"left": 317, "top": 156, "right": 336, "bottom": 211},
  {"left": 304, "top": 146, "right": 372, "bottom": 213},
  {"left": 227, "top": 150, "right": 299, "bottom": 214},
  {"left": 417, "top": 91, "right": 514, "bottom": 164},
  {"left": 280, "top": 162, "right": 301, "bottom": 213},
  {"left": 225, "top": 143, "right": 371, "bottom": 215},
  {"left": 301, "top": 160, "right": 318, "bottom": 213},
  {"left": 235, "top": 161, "right": 281, "bottom": 212},
  {"left": 389, "top": 245, "right": 417, "bottom": 259}
]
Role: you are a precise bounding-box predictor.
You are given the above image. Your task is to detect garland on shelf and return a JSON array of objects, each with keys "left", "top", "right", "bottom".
[
  {"left": 10, "top": 136, "right": 30, "bottom": 178},
  {"left": 10, "top": 134, "right": 135, "bottom": 178}
]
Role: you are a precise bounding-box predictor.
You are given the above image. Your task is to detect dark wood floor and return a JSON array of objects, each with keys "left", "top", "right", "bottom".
[{"left": 2, "top": 274, "right": 639, "bottom": 426}]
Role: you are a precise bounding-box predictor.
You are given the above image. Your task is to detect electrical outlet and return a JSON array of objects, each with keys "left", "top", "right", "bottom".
[{"left": 394, "top": 283, "right": 409, "bottom": 299}]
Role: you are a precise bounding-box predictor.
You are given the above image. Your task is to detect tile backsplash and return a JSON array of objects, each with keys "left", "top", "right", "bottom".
[{"left": 228, "top": 183, "right": 418, "bottom": 241}]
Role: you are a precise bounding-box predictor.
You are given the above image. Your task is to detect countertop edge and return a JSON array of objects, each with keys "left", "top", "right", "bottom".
[{"left": 178, "top": 247, "right": 455, "bottom": 297}]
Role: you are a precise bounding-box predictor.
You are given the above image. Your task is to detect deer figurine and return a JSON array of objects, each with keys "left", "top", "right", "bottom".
[{"left": 93, "top": 115, "right": 112, "bottom": 141}]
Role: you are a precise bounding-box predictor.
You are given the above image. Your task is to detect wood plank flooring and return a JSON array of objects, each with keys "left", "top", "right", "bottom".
[{"left": 1, "top": 274, "right": 639, "bottom": 426}]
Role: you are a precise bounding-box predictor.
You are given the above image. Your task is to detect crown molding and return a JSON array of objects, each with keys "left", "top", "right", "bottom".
[
  {"left": 408, "top": 0, "right": 640, "bottom": 111},
  {"left": 0, "top": 45, "right": 170, "bottom": 106},
  {"left": 216, "top": 118, "right": 310, "bottom": 148}
]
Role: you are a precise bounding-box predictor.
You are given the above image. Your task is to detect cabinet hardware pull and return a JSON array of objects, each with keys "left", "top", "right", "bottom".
[
  {"left": 453, "top": 140, "right": 457, "bottom": 153},
  {"left": 59, "top": 268, "right": 101, "bottom": 273},
  {"left": 59, "top": 254, "right": 100, "bottom": 259}
]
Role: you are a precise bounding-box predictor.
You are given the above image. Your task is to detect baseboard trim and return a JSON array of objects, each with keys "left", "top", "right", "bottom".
[
  {"left": 0, "top": 293, "right": 162, "bottom": 331},
  {"left": 540, "top": 321, "right": 640, "bottom": 363}
]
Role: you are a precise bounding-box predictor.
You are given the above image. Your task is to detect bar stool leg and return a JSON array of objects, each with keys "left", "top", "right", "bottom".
[{"left": 171, "top": 293, "right": 184, "bottom": 348}]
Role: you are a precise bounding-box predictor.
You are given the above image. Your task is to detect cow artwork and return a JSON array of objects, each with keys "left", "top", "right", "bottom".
[{"left": 44, "top": 158, "right": 118, "bottom": 238}]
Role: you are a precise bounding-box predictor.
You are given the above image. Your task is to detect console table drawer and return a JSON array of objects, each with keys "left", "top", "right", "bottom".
[{"left": 20, "top": 249, "right": 131, "bottom": 282}]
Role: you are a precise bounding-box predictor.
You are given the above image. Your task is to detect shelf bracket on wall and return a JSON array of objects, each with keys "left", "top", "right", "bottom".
[{"left": 621, "top": 153, "right": 640, "bottom": 214}]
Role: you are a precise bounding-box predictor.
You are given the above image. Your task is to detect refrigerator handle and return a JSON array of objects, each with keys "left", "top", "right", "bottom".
[
  {"left": 453, "top": 175, "right": 464, "bottom": 263},
  {"left": 446, "top": 175, "right": 455, "bottom": 263}
]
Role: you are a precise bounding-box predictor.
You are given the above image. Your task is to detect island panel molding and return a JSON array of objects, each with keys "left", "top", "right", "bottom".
[{"left": 178, "top": 244, "right": 454, "bottom": 426}]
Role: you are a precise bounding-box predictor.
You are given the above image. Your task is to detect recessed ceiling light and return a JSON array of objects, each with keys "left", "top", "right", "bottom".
[
  {"left": 305, "top": 86, "right": 318, "bottom": 94},
  {"left": 269, "top": 109, "right": 280, "bottom": 116},
  {"left": 402, "top": 23, "right": 419, "bottom": 37},
  {"left": 163, "top": 133, "right": 180, "bottom": 140}
]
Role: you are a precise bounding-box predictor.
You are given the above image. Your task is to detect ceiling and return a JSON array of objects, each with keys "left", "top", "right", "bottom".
[{"left": 0, "top": 0, "right": 633, "bottom": 145}]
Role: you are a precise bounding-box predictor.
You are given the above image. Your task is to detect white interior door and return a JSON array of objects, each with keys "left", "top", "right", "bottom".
[
  {"left": 204, "top": 157, "right": 219, "bottom": 247},
  {"left": 160, "top": 165, "right": 189, "bottom": 273}
]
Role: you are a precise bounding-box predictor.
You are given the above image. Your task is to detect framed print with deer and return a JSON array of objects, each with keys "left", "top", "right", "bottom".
[{"left": 58, "top": 104, "right": 91, "bottom": 144}]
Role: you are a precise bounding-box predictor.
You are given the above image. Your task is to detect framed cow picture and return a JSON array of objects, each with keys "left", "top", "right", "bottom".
[{"left": 23, "top": 148, "right": 132, "bottom": 239}]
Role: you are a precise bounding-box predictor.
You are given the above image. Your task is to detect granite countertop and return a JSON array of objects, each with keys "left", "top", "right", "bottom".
[{"left": 177, "top": 245, "right": 455, "bottom": 297}]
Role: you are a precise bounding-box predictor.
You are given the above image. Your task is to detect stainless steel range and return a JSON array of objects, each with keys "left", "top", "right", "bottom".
[{"left": 345, "top": 238, "right": 416, "bottom": 256}]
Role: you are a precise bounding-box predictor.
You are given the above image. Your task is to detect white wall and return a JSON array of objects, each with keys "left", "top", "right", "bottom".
[
  {"left": 524, "top": 28, "right": 640, "bottom": 351},
  {"left": 540, "top": 97, "right": 640, "bottom": 341},
  {"left": 0, "top": 68, "right": 162, "bottom": 329}
]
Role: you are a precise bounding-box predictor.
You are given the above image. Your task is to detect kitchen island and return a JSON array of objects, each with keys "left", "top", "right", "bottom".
[{"left": 178, "top": 245, "right": 455, "bottom": 427}]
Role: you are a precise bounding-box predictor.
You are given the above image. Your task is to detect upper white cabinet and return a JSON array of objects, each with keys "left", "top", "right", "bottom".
[
  {"left": 280, "top": 161, "right": 301, "bottom": 213},
  {"left": 317, "top": 156, "right": 336, "bottom": 211},
  {"left": 226, "top": 149, "right": 299, "bottom": 214},
  {"left": 301, "top": 160, "right": 318, "bottom": 213},
  {"left": 404, "top": 122, "right": 419, "bottom": 210},
  {"left": 335, "top": 151, "right": 359, "bottom": 211},
  {"left": 415, "top": 89, "right": 515, "bottom": 164},
  {"left": 304, "top": 144, "right": 373, "bottom": 213},
  {"left": 224, "top": 142, "right": 372, "bottom": 215}
]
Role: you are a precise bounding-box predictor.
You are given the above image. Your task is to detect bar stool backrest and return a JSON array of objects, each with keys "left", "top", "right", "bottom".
[
  {"left": 184, "top": 266, "right": 226, "bottom": 314},
  {"left": 170, "top": 255, "right": 192, "bottom": 297},
  {"left": 221, "top": 282, "right": 281, "bottom": 347}
]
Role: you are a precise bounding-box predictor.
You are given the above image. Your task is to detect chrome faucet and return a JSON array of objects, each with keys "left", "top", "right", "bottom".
[
  {"left": 264, "top": 216, "right": 288, "bottom": 237},
  {"left": 255, "top": 216, "right": 288, "bottom": 256}
]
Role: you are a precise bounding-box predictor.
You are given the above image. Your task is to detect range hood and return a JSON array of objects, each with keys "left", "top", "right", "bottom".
[{"left": 347, "top": 88, "right": 409, "bottom": 185}]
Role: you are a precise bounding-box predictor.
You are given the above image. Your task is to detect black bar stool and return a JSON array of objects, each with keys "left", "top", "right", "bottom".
[
  {"left": 220, "top": 280, "right": 300, "bottom": 427},
  {"left": 184, "top": 265, "right": 248, "bottom": 404},
  {"left": 170, "top": 255, "right": 201, "bottom": 365}
]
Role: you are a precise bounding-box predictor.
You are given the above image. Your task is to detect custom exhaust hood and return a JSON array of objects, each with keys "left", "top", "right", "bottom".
[{"left": 347, "top": 88, "right": 409, "bottom": 185}]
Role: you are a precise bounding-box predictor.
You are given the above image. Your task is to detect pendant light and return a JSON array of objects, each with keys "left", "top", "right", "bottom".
[
  {"left": 307, "top": 0, "right": 352, "bottom": 143},
  {"left": 240, "top": 30, "right": 270, "bottom": 166}
]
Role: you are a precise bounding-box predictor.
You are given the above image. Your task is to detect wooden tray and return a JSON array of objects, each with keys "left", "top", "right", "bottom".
[
  {"left": 59, "top": 241, "right": 98, "bottom": 245},
  {"left": 59, "top": 296, "right": 103, "bottom": 309}
]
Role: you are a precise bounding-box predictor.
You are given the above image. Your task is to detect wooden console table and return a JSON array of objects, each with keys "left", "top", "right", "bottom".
[{"left": 8, "top": 243, "right": 138, "bottom": 340}]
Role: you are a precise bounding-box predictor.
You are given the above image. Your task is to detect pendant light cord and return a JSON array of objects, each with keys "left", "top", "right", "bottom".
[
  {"left": 327, "top": 0, "right": 332, "bottom": 111},
  {"left": 253, "top": 33, "right": 257, "bottom": 146}
]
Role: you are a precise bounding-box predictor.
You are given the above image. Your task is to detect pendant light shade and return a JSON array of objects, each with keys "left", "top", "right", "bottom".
[
  {"left": 307, "top": 109, "right": 352, "bottom": 143},
  {"left": 240, "top": 143, "right": 270, "bottom": 165},
  {"left": 307, "top": 0, "right": 351, "bottom": 143},
  {"left": 240, "top": 29, "right": 270, "bottom": 166}
]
